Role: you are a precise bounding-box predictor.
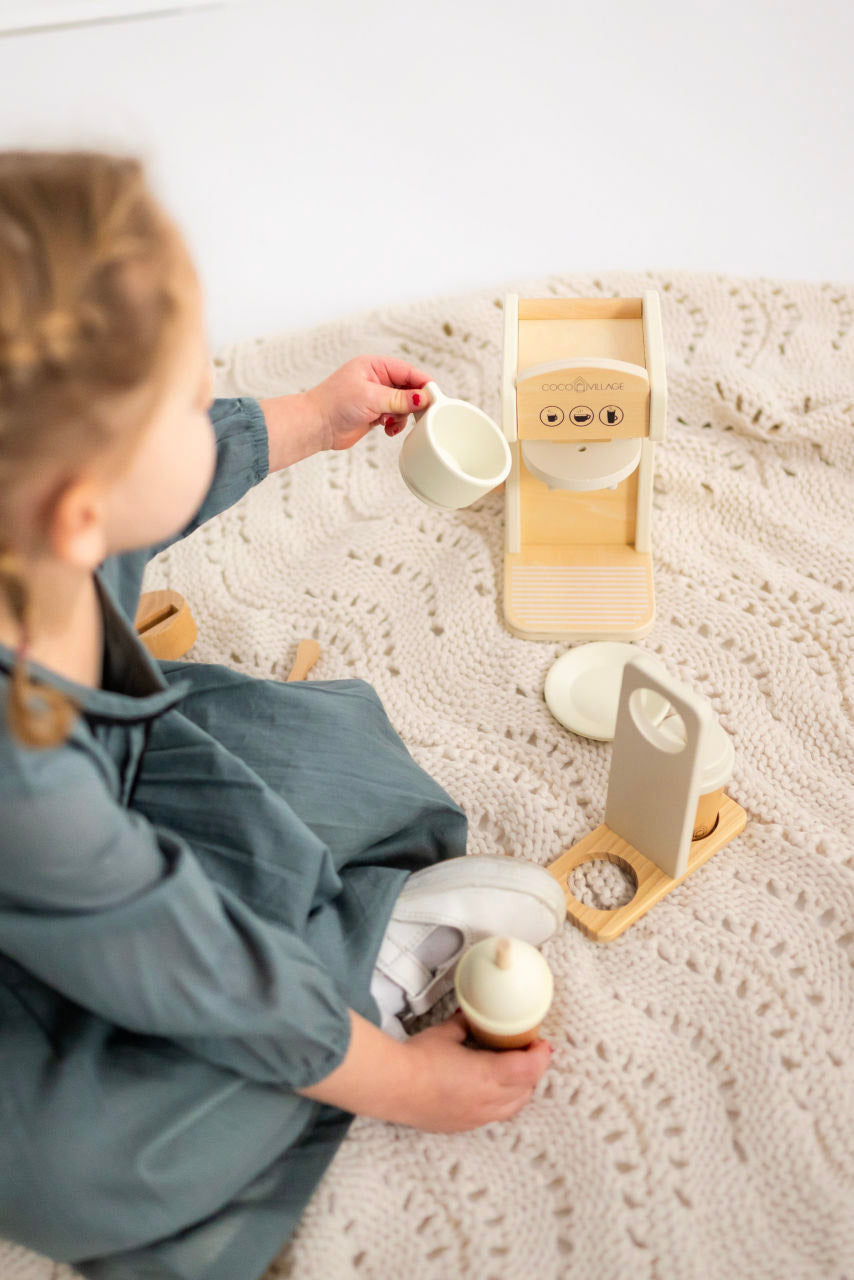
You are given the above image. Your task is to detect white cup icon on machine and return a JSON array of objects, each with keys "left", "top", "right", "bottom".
[{"left": 399, "top": 381, "right": 511, "bottom": 510}]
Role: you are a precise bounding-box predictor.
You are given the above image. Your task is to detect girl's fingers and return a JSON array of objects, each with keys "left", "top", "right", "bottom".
[
  {"left": 445, "top": 1009, "right": 470, "bottom": 1035},
  {"left": 507, "top": 1040, "right": 553, "bottom": 1084},
  {"left": 380, "top": 384, "right": 431, "bottom": 436},
  {"left": 370, "top": 355, "right": 432, "bottom": 391},
  {"left": 502, "top": 1087, "right": 536, "bottom": 1120},
  {"left": 434, "top": 1010, "right": 469, "bottom": 1043},
  {"left": 377, "top": 385, "right": 428, "bottom": 418}
]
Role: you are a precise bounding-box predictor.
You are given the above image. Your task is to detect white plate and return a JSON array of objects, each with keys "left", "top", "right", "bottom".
[{"left": 544, "top": 642, "right": 670, "bottom": 741}]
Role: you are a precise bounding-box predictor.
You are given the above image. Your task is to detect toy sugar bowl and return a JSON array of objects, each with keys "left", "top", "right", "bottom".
[{"left": 455, "top": 935, "right": 554, "bottom": 1050}]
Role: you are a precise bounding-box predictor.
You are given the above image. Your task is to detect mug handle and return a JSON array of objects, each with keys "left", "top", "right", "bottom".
[{"left": 417, "top": 380, "right": 445, "bottom": 414}]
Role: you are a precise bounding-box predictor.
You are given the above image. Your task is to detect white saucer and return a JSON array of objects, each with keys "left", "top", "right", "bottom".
[{"left": 544, "top": 642, "right": 671, "bottom": 741}]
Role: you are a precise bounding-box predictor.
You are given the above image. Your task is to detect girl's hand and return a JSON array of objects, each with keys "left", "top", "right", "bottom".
[
  {"left": 305, "top": 355, "right": 432, "bottom": 451},
  {"left": 296, "top": 1009, "right": 552, "bottom": 1133},
  {"left": 399, "top": 1011, "right": 553, "bottom": 1133}
]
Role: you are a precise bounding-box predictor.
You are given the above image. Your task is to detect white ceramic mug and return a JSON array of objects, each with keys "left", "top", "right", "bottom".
[{"left": 398, "top": 381, "right": 511, "bottom": 509}]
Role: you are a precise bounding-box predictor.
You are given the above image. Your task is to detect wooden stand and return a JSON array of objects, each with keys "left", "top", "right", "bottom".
[
  {"left": 135, "top": 590, "right": 197, "bottom": 660},
  {"left": 548, "top": 794, "right": 746, "bottom": 942},
  {"left": 547, "top": 654, "right": 747, "bottom": 941}
]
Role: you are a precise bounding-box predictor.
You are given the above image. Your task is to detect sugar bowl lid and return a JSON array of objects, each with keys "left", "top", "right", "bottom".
[{"left": 455, "top": 936, "right": 554, "bottom": 1036}]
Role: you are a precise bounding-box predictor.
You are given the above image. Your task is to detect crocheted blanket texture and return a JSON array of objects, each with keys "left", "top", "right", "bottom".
[{"left": 4, "top": 269, "right": 853, "bottom": 1280}]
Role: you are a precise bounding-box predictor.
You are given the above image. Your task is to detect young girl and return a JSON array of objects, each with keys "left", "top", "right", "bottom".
[{"left": 0, "top": 152, "right": 565, "bottom": 1280}]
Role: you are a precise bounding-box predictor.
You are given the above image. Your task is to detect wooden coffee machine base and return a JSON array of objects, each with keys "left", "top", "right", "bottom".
[{"left": 502, "top": 293, "right": 666, "bottom": 643}]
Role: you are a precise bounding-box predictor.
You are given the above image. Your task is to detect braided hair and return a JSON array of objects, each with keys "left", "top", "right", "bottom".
[{"left": 0, "top": 151, "right": 194, "bottom": 746}]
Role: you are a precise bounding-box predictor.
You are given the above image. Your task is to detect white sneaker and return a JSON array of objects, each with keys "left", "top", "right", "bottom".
[{"left": 373, "top": 855, "right": 566, "bottom": 1020}]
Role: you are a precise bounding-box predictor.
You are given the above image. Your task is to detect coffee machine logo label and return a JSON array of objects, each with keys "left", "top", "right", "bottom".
[{"left": 541, "top": 377, "right": 624, "bottom": 392}]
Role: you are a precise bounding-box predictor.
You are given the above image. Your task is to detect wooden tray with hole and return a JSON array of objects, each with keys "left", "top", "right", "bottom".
[{"left": 548, "top": 794, "right": 746, "bottom": 942}]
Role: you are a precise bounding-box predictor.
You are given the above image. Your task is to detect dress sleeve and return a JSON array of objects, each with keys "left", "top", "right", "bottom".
[
  {"left": 156, "top": 397, "right": 271, "bottom": 554},
  {"left": 0, "top": 745, "right": 352, "bottom": 1091}
]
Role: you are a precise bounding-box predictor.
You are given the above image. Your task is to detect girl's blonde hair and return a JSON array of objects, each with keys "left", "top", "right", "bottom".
[{"left": 0, "top": 151, "right": 195, "bottom": 748}]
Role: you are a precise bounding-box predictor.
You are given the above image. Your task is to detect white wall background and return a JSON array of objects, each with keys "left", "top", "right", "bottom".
[{"left": 0, "top": 0, "right": 851, "bottom": 351}]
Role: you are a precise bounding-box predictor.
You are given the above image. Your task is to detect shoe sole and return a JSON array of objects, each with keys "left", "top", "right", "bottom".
[{"left": 394, "top": 854, "right": 567, "bottom": 939}]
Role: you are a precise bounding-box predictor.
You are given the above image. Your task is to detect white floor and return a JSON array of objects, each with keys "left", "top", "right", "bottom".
[{"left": 0, "top": 0, "right": 851, "bottom": 349}]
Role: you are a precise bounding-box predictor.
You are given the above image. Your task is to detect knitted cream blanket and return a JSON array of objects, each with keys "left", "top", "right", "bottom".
[{"left": 4, "top": 270, "right": 853, "bottom": 1280}]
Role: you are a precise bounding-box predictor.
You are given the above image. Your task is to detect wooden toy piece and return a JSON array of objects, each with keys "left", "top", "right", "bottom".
[
  {"left": 135, "top": 590, "right": 197, "bottom": 660},
  {"left": 502, "top": 292, "right": 667, "bottom": 642},
  {"left": 455, "top": 935, "right": 554, "bottom": 1050},
  {"left": 286, "top": 639, "right": 321, "bottom": 682},
  {"left": 548, "top": 654, "right": 746, "bottom": 941}
]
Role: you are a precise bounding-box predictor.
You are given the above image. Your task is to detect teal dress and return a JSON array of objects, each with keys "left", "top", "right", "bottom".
[{"left": 0, "top": 399, "right": 467, "bottom": 1280}]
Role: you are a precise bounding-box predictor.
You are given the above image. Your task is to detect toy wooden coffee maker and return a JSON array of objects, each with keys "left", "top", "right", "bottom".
[{"left": 501, "top": 292, "right": 667, "bottom": 641}]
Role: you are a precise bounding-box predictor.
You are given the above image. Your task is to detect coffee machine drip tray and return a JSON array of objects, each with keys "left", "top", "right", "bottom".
[{"left": 504, "top": 547, "right": 654, "bottom": 642}]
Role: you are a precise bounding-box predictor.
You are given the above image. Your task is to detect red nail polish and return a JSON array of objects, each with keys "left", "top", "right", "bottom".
[
  {"left": 384, "top": 416, "right": 394, "bottom": 427},
  {"left": 412, "top": 392, "right": 421, "bottom": 407}
]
